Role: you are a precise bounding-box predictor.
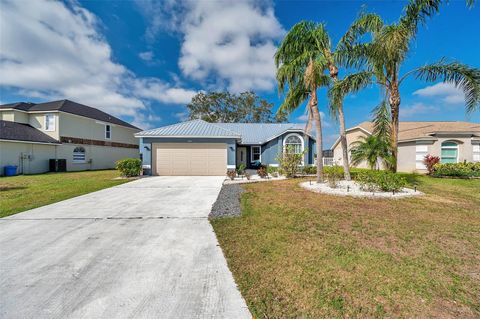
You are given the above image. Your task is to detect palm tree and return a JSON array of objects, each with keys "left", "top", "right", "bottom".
[
  {"left": 340, "top": 0, "right": 480, "bottom": 172},
  {"left": 275, "top": 21, "right": 331, "bottom": 183},
  {"left": 350, "top": 135, "right": 392, "bottom": 170}
]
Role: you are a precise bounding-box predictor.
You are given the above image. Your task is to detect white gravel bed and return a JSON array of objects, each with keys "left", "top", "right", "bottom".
[{"left": 300, "top": 180, "right": 423, "bottom": 198}]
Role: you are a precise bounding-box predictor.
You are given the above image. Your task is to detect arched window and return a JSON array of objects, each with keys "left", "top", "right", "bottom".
[
  {"left": 283, "top": 133, "right": 304, "bottom": 154},
  {"left": 441, "top": 141, "right": 458, "bottom": 163},
  {"left": 73, "top": 146, "right": 86, "bottom": 163}
]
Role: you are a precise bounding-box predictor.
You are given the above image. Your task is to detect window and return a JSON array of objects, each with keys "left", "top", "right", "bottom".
[
  {"left": 105, "top": 124, "right": 111, "bottom": 139},
  {"left": 45, "top": 114, "right": 55, "bottom": 131},
  {"left": 415, "top": 143, "right": 428, "bottom": 169},
  {"left": 251, "top": 146, "right": 261, "bottom": 162},
  {"left": 441, "top": 141, "right": 458, "bottom": 163},
  {"left": 283, "top": 133, "right": 304, "bottom": 154},
  {"left": 73, "top": 146, "right": 86, "bottom": 163},
  {"left": 473, "top": 144, "right": 480, "bottom": 162}
]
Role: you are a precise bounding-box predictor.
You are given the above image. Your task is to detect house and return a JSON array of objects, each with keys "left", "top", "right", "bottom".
[
  {"left": 135, "top": 119, "right": 317, "bottom": 176},
  {"left": 0, "top": 100, "right": 141, "bottom": 175},
  {"left": 331, "top": 121, "right": 480, "bottom": 173}
]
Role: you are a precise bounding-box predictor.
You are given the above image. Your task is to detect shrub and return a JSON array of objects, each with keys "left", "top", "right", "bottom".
[
  {"left": 257, "top": 165, "right": 268, "bottom": 178},
  {"left": 115, "top": 158, "right": 142, "bottom": 177},
  {"left": 276, "top": 146, "right": 305, "bottom": 178},
  {"left": 267, "top": 165, "right": 279, "bottom": 177},
  {"left": 226, "top": 169, "right": 237, "bottom": 180},
  {"left": 432, "top": 162, "right": 480, "bottom": 177},
  {"left": 423, "top": 155, "right": 440, "bottom": 175},
  {"left": 237, "top": 163, "right": 246, "bottom": 175},
  {"left": 302, "top": 165, "right": 316, "bottom": 175},
  {"left": 324, "top": 165, "right": 343, "bottom": 188},
  {"left": 355, "top": 170, "right": 406, "bottom": 192}
]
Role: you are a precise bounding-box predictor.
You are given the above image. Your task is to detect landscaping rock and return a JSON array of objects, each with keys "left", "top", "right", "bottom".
[{"left": 210, "top": 184, "right": 245, "bottom": 218}]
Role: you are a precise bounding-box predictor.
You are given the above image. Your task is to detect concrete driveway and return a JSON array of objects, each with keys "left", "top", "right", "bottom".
[{"left": 0, "top": 176, "right": 251, "bottom": 319}]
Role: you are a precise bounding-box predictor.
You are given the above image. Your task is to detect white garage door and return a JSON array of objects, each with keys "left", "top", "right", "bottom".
[{"left": 153, "top": 143, "right": 227, "bottom": 176}]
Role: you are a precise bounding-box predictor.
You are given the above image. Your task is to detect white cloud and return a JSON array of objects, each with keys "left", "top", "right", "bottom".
[
  {"left": 413, "top": 82, "right": 464, "bottom": 105},
  {"left": 139, "top": 51, "right": 154, "bottom": 61},
  {"left": 400, "top": 102, "right": 436, "bottom": 118},
  {"left": 174, "top": 111, "right": 190, "bottom": 122},
  {"left": 0, "top": 0, "right": 193, "bottom": 129},
  {"left": 136, "top": 0, "right": 285, "bottom": 93},
  {"left": 296, "top": 111, "right": 331, "bottom": 127}
]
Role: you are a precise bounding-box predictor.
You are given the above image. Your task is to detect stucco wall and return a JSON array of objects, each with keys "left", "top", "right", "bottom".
[
  {"left": 55, "top": 144, "right": 139, "bottom": 171},
  {"left": 0, "top": 110, "right": 29, "bottom": 123},
  {"left": 29, "top": 112, "right": 60, "bottom": 140},
  {"left": 333, "top": 128, "right": 370, "bottom": 169},
  {"left": 0, "top": 141, "right": 57, "bottom": 175},
  {"left": 59, "top": 112, "right": 139, "bottom": 144}
]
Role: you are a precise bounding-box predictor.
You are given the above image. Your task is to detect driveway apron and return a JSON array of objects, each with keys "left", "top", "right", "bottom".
[{"left": 0, "top": 176, "right": 251, "bottom": 319}]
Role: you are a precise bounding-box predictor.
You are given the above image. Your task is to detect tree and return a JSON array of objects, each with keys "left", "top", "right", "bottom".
[
  {"left": 275, "top": 21, "right": 332, "bottom": 183},
  {"left": 186, "top": 91, "right": 288, "bottom": 123},
  {"left": 350, "top": 135, "right": 392, "bottom": 170},
  {"left": 340, "top": 0, "right": 480, "bottom": 172}
]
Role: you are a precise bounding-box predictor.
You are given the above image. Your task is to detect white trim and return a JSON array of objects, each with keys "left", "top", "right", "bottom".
[
  {"left": 440, "top": 141, "right": 459, "bottom": 163},
  {"left": 283, "top": 133, "right": 304, "bottom": 152},
  {"left": 0, "top": 139, "right": 60, "bottom": 145},
  {"left": 0, "top": 108, "right": 29, "bottom": 113},
  {"left": 227, "top": 165, "right": 236, "bottom": 169},
  {"left": 73, "top": 146, "right": 87, "bottom": 163},
  {"left": 96, "top": 120, "right": 117, "bottom": 127},
  {"left": 44, "top": 113, "right": 56, "bottom": 131},
  {"left": 265, "top": 129, "right": 314, "bottom": 144},
  {"left": 251, "top": 145, "right": 261, "bottom": 162},
  {"left": 105, "top": 124, "right": 112, "bottom": 140},
  {"left": 331, "top": 126, "right": 372, "bottom": 149}
]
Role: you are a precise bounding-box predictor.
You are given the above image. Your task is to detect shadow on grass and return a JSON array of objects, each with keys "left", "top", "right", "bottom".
[{"left": 0, "top": 186, "right": 28, "bottom": 192}]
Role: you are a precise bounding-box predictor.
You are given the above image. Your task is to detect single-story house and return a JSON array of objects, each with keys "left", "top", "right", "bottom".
[
  {"left": 0, "top": 99, "right": 141, "bottom": 175},
  {"left": 332, "top": 121, "right": 480, "bottom": 173},
  {"left": 135, "top": 119, "right": 317, "bottom": 176}
]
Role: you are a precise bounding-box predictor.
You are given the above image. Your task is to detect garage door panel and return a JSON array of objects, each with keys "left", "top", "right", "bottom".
[{"left": 153, "top": 143, "right": 227, "bottom": 176}]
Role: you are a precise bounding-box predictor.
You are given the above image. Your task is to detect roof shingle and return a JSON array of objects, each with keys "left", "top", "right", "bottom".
[{"left": 0, "top": 120, "right": 60, "bottom": 144}]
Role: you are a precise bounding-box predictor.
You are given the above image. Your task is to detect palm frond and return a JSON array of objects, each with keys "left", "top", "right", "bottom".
[
  {"left": 278, "top": 82, "right": 309, "bottom": 114},
  {"left": 412, "top": 60, "right": 480, "bottom": 112},
  {"left": 329, "top": 71, "right": 374, "bottom": 110},
  {"left": 336, "top": 12, "right": 383, "bottom": 52},
  {"left": 371, "top": 100, "right": 391, "bottom": 140},
  {"left": 399, "top": 0, "right": 442, "bottom": 38}
]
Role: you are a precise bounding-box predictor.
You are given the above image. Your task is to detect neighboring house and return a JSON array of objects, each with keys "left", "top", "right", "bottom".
[
  {"left": 0, "top": 100, "right": 140, "bottom": 175},
  {"left": 331, "top": 121, "right": 480, "bottom": 173},
  {"left": 136, "top": 119, "right": 317, "bottom": 176}
]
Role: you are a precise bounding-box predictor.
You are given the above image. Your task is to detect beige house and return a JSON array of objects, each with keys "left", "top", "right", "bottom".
[
  {"left": 332, "top": 121, "right": 480, "bottom": 173},
  {"left": 0, "top": 100, "right": 140, "bottom": 175}
]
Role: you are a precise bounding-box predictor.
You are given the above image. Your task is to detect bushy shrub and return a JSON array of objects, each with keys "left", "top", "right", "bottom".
[
  {"left": 423, "top": 155, "right": 440, "bottom": 175},
  {"left": 115, "top": 158, "right": 142, "bottom": 177},
  {"left": 257, "top": 165, "right": 268, "bottom": 178},
  {"left": 302, "top": 165, "right": 316, "bottom": 175},
  {"left": 276, "top": 146, "right": 304, "bottom": 178},
  {"left": 267, "top": 165, "right": 279, "bottom": 177},
  {"left": 432, "top": 162, "right": 480, "bottom": 177},
  {"left": 226, "top": 169, "right": 237, "bottom": 180},
  {"left": 355, "top": 170, "right": 406, "bottom": 192},
  {"left": 237, "top": 163, "right": 246, "bottom": 175},
  {"left": 324, "top": 165, "right": 343, "bottom": 188}
]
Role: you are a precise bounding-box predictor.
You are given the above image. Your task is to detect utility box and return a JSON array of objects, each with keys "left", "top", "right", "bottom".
[{"left": 49, "top": 159, "right": 67, "bottom": 172}]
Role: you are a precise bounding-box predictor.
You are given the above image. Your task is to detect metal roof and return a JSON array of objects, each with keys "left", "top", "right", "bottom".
[
  {"left": 215, "top": 123, "right": 308, "bottom": 144},
  {"left": 136, "top": 119, "right": 242, "bottom": 138},
  {"left": 136, "top": 120, "right": 311, "bottom": 144}
]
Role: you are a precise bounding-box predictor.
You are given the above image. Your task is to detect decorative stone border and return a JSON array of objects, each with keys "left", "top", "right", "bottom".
[{"left": 300, "top": 180, "right": 423, "bottom": 199}]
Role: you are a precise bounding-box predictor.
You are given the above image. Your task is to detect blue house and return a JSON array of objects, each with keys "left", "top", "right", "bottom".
[{"left": 135, "top": 119, "right": 317, "bottom": 176}]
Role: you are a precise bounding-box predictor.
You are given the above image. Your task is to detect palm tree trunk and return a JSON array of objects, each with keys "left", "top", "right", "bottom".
[
  {"left": 310, "top": 90, "right": 324, "bottom": 183},
  {"left": 389, "top": 83, "right": 400, "bottom": 173},
  {"left": 337, "top": 105, "right": 351, "bottom": 180},
  {"left": 330, "top": 66, "right": 351, "bottom": 181}
]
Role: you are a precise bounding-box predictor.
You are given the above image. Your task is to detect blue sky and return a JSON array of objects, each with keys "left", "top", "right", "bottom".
[{"left": 0, "top": 0, "right": 479, "bottom": 146}]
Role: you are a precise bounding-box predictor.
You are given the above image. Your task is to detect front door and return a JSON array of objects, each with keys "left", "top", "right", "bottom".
[{"left": 236, "top": 146, "right": 247, "bottom": 167}]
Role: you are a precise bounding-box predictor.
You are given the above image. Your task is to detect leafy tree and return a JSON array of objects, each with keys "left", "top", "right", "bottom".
[
  {"left": 350, "top": 135, "right": 393, "bottom": 170},
  {"left": 187, "top": 91, "right": 287, "bottom": 123},
  {"left": 338, "top": 0, "right": 480, "bottom": 172},
  {"left": 275, "top": 21, "right": 332, "bottom": 183}
]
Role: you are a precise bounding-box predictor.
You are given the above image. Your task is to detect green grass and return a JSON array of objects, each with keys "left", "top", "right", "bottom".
[
  {"left": 0, "top": 170, "right": 130, "bottom": 218},
  {"left": 211, "top": 175, "right": 480, "bottom": 318}
]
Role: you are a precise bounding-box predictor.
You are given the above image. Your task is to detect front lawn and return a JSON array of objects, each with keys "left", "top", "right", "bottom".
[
  {"left": 0, "top": 170, "right": 130, "bottom": 218},
  {"left": 211, "top": 176, "right": 480, "bottom": 318}
]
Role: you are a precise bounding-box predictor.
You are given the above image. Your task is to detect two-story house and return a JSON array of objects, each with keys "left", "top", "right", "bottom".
[{"left": 0, "top": 99, "right": 141, "bottom": 175}]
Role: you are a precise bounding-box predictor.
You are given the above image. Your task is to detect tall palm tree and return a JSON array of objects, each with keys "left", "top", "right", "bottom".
[
  {"left": 340, "top": 0, "right": 480, "bottom": 172},
  {"left": 275, "top": 21, "right": 331, "bottom": 183}
]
